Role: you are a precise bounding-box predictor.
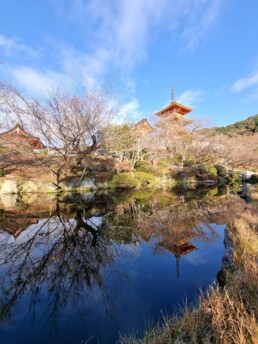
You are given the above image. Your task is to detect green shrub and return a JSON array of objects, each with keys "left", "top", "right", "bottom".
[
  {"left": 157, "top": 160, "right": 170, "bottom": 169},
  {"left": 37, "top": 149, "right": 47, "bottom": 157},
  {"left": 218, "top": 176, "right": 227, "bottom": 185},
  {"left": 209, "top": 166, "right": 217, "bottom": 176},
  {"left": 0, "top": 168, "right": 5, "bottom": 177},
  {"left": 208, "top": 187, "right": 218, "bottom": 196},
  {"left": 214, "top": 164, "right": 227, "bottom": 176},
  {"left": 109, "top": 173, "right": 138, "bottom": 189},
  {"left": 134, "top": 161, "right": 155, "bottom": 174},
  {"left": 133, "top": 190, "right": 155, "bottom": 203},
  {"left": 133, "top": 171, "right": 157, "bottom": 187},
  {"left": 198, "top": 166, "right": 208, "bottom": 174},
  {"left": 231, "top": 171, "right": 239, "bottom": 180},
  {"left": 232, "top": 183, "right": 240, "bottom": 191}
]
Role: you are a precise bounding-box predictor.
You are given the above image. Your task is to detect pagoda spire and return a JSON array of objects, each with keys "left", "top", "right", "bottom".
[{"left": 172, "top": 82, "right": 175, "bottom": 103}]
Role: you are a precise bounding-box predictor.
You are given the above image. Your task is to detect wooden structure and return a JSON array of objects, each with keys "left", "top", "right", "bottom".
[
  {"left": 155, "top": 101, "right": 192, "bottom": 117},
  {"left": 155, "top": 85, "right": 193, "bottom": 124},
  {"left": 0, "top": 124, "right": 44, "bottom": 149},
  {"left": 132, "top": 118, "right": 154, "bottom": 135}
]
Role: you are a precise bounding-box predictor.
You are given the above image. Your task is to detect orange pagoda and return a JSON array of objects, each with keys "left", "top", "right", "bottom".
[{"left": 155, "top": 85, "right": 193, "bottom": 123}]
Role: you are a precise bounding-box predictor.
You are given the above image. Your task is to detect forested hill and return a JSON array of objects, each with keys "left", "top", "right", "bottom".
[{"left": 216, "top": 114, "right": 258, "bottom": 136}]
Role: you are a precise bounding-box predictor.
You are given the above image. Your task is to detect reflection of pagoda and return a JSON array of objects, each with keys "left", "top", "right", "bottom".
[
  {"left": 137, "top": 207, "right": 199, "bottom": 278},
  {"left": 159, "top": 240, "right": 197, "bottom": 258},
  {"left": 159, "top": 240, "right": 197, "bottom": 278},
  {"left": 138, "top": 224, "right": 197, "bottom": 278}
]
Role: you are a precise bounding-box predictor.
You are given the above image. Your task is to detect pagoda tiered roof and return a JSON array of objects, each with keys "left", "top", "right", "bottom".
[{"left": 155, "top": 101, "right": 192, "bottom": 117}]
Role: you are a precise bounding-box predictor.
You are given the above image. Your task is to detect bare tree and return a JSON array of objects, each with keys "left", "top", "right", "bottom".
[{"left": 0, "top": 82, "right": 115, "bottom": 187}]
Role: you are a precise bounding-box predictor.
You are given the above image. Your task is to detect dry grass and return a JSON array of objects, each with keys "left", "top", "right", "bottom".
[{"left": 122, "top": 206, "right": 258, "bottom": 344}]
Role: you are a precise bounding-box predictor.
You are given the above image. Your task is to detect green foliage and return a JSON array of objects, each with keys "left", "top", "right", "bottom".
[
  {"left": 0, "top": 168, "right": 5, "bottom": 177},
  {"left": 232, "top": 183, "right": 240, "bottom": 191},
  {"left": 134, "top": 161, "right": 155, "bottom": 174},
  {"left": 109, "top": 173, "right": 138, "bottom": 189},
  {"left": 133, "top": 171, "right": 157, "bottom": 187},
  {"left": 37, "top": 149, "right": 47, "bottom": 157},
  {"left": 101, "top": 124, "right": 136, "bottom": 156},
  {"left": 110, "top": 191, "right": 135, "bottom": 204},
  {"left": 216, "top": 114, "right": 258, "bottom": 135},
  {"left": 133, "top": 190, "right": 155, "bottom": 203},
  {"left": 157, "top": 159, "right": 170, "bottom": 169},
  {"left": 207, "top": 187, "right": 218, "bottom": 196},
  {"left": 214, "top": 164, "right": 227, "bottom": 176},
  {"left": 231, "top": 171, "right": 239, "bottom": 180},
  {"left": 209, "top": 166, "right": 217, "bottom": 176}
]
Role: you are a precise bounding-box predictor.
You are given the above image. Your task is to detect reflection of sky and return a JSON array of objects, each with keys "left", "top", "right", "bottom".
[
  {"left": 184, "top": 224, "right": 224, "bottom": 266},
  {"left": 0, "top": 214, "right": 226, "bottom": 344}
]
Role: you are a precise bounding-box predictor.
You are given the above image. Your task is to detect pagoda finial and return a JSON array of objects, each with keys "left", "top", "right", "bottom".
[{"left": 172, "top": 82, "right": 175, "bottom": 103}]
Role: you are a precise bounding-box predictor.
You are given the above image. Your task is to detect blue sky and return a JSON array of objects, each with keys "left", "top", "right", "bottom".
[{"left": 0, "top": 0, "right": 258, "bottom": 126}]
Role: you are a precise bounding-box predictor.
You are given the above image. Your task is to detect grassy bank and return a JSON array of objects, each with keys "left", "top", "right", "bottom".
[{"left": 122, "top": 206, "right": 258, "bottom": 344}]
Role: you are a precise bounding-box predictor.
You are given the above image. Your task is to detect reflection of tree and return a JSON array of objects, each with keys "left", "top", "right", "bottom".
[
  {"left": 0, "top": 201, "right": 117, "bottom": 324},
  {"left": 0, "top": 189, "right": 245, "bottom": 326},
  {"left": 103, "top": 191, "right": 245, "bottom": 277}
]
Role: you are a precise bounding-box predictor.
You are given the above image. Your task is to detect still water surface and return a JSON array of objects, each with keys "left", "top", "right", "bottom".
[{"left": 0, "top": 189, "right": 243, "bottom": 343}]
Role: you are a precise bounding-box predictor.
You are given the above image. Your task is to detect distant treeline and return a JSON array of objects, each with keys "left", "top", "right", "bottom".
[{"left": 216, "top": 114, "right": 258, "bottom": 135}]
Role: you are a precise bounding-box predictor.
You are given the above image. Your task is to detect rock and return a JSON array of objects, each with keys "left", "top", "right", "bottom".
[
  {"left": 204, "top": 179, "right": 216, "bottom": 185},
  {"left": 222, "top": 227, "right": 235, "bottom": 271},
  {"left": 0, "top": 180, "right": 19, "bottom": 194},
  {"left": 0, "top": 194, "right": 18, "bottom": 207},
  {"left": 40, "top": 183, "right": 57, "bottom": 193},
  {"left": 81, "top": 178, "right": 96, "bottom": 189},
  {"left": 60, "top": 177, "right": 96, "bottom": 190},
  {"left": 20, "top": 180, "right": 39, "bottom": 193}
]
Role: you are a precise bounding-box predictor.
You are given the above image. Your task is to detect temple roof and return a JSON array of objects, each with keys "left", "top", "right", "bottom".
[
  {"left": 0, "top": 123, "right": 35, "bottom": 137},
  {"left": 132, "top": 118, "right": 154, "bottom": 134},
  {"left": 0, "top": 123, "right": 44, "bottom": 149},
  {"left": 159, "top": 241, "right": 197, "bottom": 258},
  {"left": 155, "top": 101, "right": 192, "bottom": 117}
]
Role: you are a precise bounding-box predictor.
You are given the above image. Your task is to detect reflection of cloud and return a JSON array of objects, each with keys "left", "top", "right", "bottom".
[{"left": 183, "top": 250, "right": 208, "bottom": 266}]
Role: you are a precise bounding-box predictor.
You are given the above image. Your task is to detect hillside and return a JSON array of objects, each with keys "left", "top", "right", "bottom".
[{"left": 216, "top": 114, "right": 258, "bottom": 136}]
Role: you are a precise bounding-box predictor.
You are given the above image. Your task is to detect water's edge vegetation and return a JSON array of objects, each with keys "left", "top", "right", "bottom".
[{"left": 122, "top": 205, "right": 258, "bottom": 344}]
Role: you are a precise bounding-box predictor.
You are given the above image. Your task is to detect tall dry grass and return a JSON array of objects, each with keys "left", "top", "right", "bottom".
[{"left": 122, "top": 206, "right": 258, "bottom": 344}]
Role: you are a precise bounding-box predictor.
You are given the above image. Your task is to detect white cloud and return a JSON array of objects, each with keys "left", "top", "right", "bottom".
[
  {"left": 11, "top": 66, "right": 73, "bottom": 98},
  {"left": 177, "top": 89, "right": 203, "bottom": 107},
  {"left": 1, "top": 1, "right": 227, "bottom": 109},
  {"left": 0, "top": 34, "right": 39, "bottom": 58},
  {"left": 113, "top": 98, "right": 143, "bottom": 125},
  {"left": 53, "top": 0, "right": 227, "bottom": 76},
  {"left": 231, "top": 70, "right": 258, "bottom": 93},
  {"left": 180, "top": 0, "right": 227, "bottom": 52}
]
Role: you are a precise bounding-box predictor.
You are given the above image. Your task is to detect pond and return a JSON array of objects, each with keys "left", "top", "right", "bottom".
[{"left": 0, "top": 188, "right": 245, "bottom": 344}]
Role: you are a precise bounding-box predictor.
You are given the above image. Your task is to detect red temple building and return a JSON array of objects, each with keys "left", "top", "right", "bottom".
[
  {"left": 0, "top": 123, "right": 44, "bottom": 149},
  {"left": 155, "top": 85, "right": 193, "bottom": 124},
  {"left": 133, "top": 85, "right": 193, "bottom": 131}
]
